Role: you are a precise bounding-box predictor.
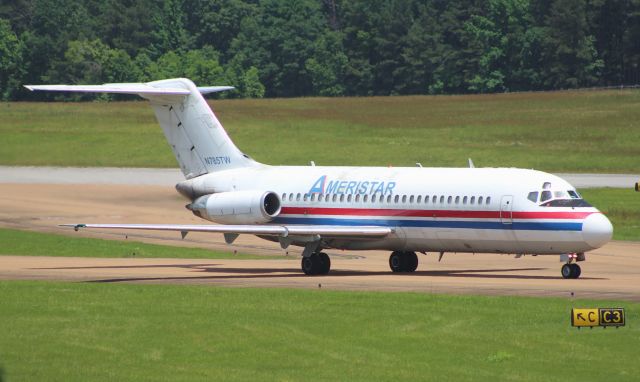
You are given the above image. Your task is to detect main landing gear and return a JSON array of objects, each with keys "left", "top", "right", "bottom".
[
  {"left": 389, "top": 251, "right": 418, "bottom": 273},
  {"left": 301, "top": 252, "right": 331, "bottom": 275}
]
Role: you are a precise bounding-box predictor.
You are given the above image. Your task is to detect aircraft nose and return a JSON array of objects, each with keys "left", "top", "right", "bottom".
[{"left": 582, "top": 213, "right": 613, "bottom": 248}]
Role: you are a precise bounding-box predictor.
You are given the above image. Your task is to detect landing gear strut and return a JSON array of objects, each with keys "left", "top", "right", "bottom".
[
  {"left": 389, "top": 251, "right": 419, "bottom": 273},
  {"left": 301, "top": 252, "right": 331, "bottom": 275},
  {"left": 561, "top": 263, "right": 581, "bottom": 279}
]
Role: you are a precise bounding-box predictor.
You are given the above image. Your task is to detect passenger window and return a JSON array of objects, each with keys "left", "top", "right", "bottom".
[
  {"left": 455, "top": 196, "right": 460, "bottom": 204},
  {"left": 478, "top": 196, "right": 483, "bottom": 204},
  {"left": 463, "top": 196, "right": 467, "bottom": 205},
  {"left": 394, "top": 195, "right": 400, "bottom": 203},
  {"left": 425, "top": 195, "right": 429, "bottom": 203},
  {"left": 447, "top": 196, "right": 452, "bottom": 204},
  {"left": 387, "top": 195, "right": 392, "bottom": 203},
  {"left": 440, "top": 196, "right": 445, "bottom": 204},
  {"left": 332, "top": 194, "right": 338, "bottom": 202},
  {"left": 470, "top": 196, "right": 475, "bottom": 204},
  {"left": 311, "top": 194, "right": 316, "bottom": 202},
  {"left": 303, "top": 194, "right": 308, "bottom": 202},
  {"left": 296, "top": 193, "right": 301, "bottom": 201},
  {"left": 410, "top": 195, "right": 415, "bottom": 203},
  {"left": 486, "top": 197, "right": 491, "bottom": 205},
  {"left": 527, "top": 191, "right": 538, "bottom": 203},
  {"left": 340, "top": 194, "right": 345, "bottom": 202},
  {"left": 540, "top": 191, "right": 552, "bottom": 202},
  {"left": 355, "top": 194, "right": 360, "bottom": 202},
  {"left": 364, "top": 194, "right": 369, "bottom": 202},
  {"left": 402, "top": 195, "right": 407, "bottom": 203},
  {"left": 282, "top": 193, "right": 286, "bottom": 201},
  {"left": 371, "top": 195, "right": 376, "bottom": 203},
  {"left": 289, "top": 193, "right": 294, "bottom": 201}
]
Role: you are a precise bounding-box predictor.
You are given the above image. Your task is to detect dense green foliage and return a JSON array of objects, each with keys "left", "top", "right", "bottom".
[
  {"left": 0, "top": 228, "right": 285, "bottom": 259},
  {"left": 2, "top": 0, "right": 640, "bottom": 100},
  {"left": 3, "top": 89, "right": 640, "bottom": 172},
  {"left": 0, "top": 281, "right": 638, "bottom": 381}
]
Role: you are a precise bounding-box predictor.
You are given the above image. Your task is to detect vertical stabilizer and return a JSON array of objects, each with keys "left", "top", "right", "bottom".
[
  {"left": 25, "top": 78, "right": 257, "bottom": 178},
  {"left": 144, "top": 79, "right": 254, "bottom": 178}
]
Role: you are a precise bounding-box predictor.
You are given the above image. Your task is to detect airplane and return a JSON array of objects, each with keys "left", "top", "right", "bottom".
[{"left": 25, "top": 78, "right": 613, "bottom": 279}]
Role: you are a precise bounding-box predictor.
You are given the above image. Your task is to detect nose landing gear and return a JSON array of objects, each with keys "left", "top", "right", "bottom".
[
  {"left": 560, "top": 253, "right": 583, "bottom": 279},
  {"left": 561, "top": 263, "right": 581, "bottom": 279}
]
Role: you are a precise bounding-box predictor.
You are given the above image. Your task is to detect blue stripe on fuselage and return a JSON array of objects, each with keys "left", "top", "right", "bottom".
[{"left": 273, "top": 217, "right": 583, "bottom": 231}]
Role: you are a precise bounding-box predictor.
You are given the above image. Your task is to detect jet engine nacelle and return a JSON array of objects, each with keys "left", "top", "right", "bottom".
[{"left": 187, "top": 190, "right": 281, "bottom": 224}]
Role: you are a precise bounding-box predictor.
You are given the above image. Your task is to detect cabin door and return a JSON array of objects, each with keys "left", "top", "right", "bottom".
[{"left": 500, "top": 195, "right": 513, "bottom": 225}]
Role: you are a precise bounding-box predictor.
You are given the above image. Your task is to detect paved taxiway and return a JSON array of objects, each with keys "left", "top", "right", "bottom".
[{"left": 1, "top": 177, "right": 638, "bottom": 301}]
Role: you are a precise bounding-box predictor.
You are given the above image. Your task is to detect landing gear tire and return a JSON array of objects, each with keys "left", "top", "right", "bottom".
[
  {"left": 404, "top": 251, "right": 418, "bottom": 272},
  {"left": 318, "top": 252, "right": 331, "bottom": 275},
  {"left": 389, "top": 251, "right": 418, "bottom": 273},
  {"left": 561, "top": 263, "right": 581, "bottom": 279},
  {"left": 570, "top": 263, "right": 581, "bottom": 279},
  {"left": 389, "top": 251, "right": 402, "bottom": 272},
  {"left": 301, "top": 252, "right": 331, "bottom": 275}
]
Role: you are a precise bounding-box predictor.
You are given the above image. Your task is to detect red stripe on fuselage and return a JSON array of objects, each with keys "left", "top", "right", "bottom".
[{"left": 280, "top": 207, "right": 595, "bottom": 220}]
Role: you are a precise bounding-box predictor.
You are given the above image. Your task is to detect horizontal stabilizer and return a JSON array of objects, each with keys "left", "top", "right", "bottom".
[
  {"left": 24, "top": 82, "right": 234, "bottom": 97},
  {"left": 24, "top": 84, "right": 190, "bottom": 95}
]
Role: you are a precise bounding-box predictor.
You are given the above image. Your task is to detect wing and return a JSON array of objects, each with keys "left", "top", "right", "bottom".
[{"left": 61, "top": 223, "right": 392, "bottom": 247}]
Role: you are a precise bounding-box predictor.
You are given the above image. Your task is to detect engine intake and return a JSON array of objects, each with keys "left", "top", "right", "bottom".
[{"left": 187, "top": 190, "right": 281, "bottom": 224}]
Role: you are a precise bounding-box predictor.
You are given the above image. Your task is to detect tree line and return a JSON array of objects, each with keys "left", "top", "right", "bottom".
[{"left": 1, "top": 0, "right": 639, "bottom": 100}]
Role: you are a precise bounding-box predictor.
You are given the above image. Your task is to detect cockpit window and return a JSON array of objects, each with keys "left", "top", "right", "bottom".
[
  {"left": 554, "top": 191, "right": 568, "bottom": 199},
  {"left": 541, "top": 199, "right": 592, "bottom": 207},
  {"left": 568, "top": 190, "right": 581, "bottom": 199},
  {"left": 540, "top": 190, "right": 552, "bottom": 202},
  {"left": 533, "top": 186, "right": 589, "bottom": 207}
]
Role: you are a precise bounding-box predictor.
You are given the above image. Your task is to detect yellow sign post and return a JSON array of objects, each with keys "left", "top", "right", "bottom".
[
  {"left": 572, "top": 308, "right": 599, "bottom": 327},
  {"left": 571, "top": 308, "right": 625, "bottom": 328}
]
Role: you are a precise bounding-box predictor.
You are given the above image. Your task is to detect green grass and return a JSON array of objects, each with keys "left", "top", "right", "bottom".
[
  {"left": 2, "top": 89, "right": 640, "bottom": 172},
  {"left": 0, "top": 281, "right": 637, "bottom": 381},
  {"left": 0, "top": 228, "right": 282, "bottom": 260},
  {"left": 580, "top": 188, "right": 640, "bottom": 241}
]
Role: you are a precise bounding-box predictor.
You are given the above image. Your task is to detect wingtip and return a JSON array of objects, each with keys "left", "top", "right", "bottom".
[
  {"left": 59, "top": 223, "right": 86, "bottom": 231},
  {"left": 197, "top": 86, "right": 236, "bottom": 94}
]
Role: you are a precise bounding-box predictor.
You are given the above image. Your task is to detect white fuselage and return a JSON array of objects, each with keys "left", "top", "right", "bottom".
[{"left": 179, "top": 165, "right": 613, "bottom": 255}]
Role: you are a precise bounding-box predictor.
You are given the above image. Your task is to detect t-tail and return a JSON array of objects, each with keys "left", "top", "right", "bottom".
[{"left": 25, "top": 78, "right": 258, "bottom": 178}]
